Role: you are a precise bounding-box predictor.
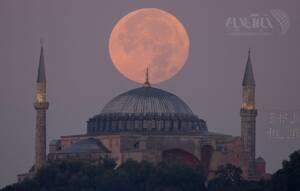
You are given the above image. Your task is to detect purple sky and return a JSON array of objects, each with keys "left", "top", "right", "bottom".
[{"left": 1, "top": 0, "right": 300, "bottom": 187}]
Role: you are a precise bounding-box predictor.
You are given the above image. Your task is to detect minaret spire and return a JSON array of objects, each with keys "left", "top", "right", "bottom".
[
  {"left": 37, "top": 39, "right": 46, "bottom": 83},
  {"left": 242, "top": 48, "right": 255, "bottom": 86},
  {"left": 144, "top": 67, "right": 151, "bottom": 87},
  {"left": 34, "top": 40, "right": 49, "bottom": 171}
]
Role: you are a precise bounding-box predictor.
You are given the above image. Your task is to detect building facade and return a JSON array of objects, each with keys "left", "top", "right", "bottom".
[{"left": 18, "top": 49, "right": 269, "bottom": 182}]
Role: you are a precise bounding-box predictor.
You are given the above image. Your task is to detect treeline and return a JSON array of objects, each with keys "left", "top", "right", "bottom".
[{"left": 2, "top": 149, "right": 300, "bottom": 191}]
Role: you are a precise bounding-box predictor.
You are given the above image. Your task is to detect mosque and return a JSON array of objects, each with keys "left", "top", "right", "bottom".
[{"left": 18, "top": 44, "right": 269, "bottom": 182}]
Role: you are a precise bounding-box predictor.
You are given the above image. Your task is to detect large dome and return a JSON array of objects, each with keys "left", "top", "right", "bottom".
[
  {"left": 87, "top": 86, "right": 207, "bottom": 134},
  {"left": 101, "top": 86, "right": 193, "bottom": 115}
]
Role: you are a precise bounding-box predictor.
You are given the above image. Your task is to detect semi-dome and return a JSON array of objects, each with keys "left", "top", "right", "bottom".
[
  {"left": 87, "top": 86, "right": 207, "bottom": 134},
  {"left": 102, "top": 86, "right": 193, "bottom": 115},
  {"left": 63, "top": 138, "right": 110, "bottom": 153}
]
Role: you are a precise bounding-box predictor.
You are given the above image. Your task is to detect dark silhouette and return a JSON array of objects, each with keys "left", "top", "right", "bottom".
[
  {"left": 207, "top": 164, "right": 242, "bottom": 191},
  {"left": 1, "top": 159, "right": 205, "bottom": 191},
  {"left": 271, "top": 149, "right": 300, "bottom": 191},
  {"left": 2, "top": 149, "right": 300, "bottom": 191}
]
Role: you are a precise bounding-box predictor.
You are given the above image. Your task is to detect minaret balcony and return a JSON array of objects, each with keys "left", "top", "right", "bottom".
[
  {"left": 240, "top": 108, "right": 257, "bottom": 116},
  {"left": 34, "top": 102, "right": 49, "bottom": 110}
]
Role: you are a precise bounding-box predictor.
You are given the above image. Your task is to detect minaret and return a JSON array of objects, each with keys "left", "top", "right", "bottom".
[
  {"left": 240, "top": 49, "right": 257, "bottom": 177},
  {"left": 34, "top": 41, "right": 49, "bottom": 170}
]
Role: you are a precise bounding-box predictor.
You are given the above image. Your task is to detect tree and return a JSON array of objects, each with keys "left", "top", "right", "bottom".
[
  {"left": 207, "top": 164, "right": 242, "bottom": 191},
  {"left": 216, "top": 163, "right": 242, "bottom": 183},
  {"left": 149, "top": 162, "right": 204, "bottom": 191},
  {"left": 271, "top": 149, "right": 300, "bottom": 191},
  {"left": 119, "top": 160, "right": 154, "bottom": 191},
  {"left": 1, "top": 159, "right": 206, "bottom": 191}
]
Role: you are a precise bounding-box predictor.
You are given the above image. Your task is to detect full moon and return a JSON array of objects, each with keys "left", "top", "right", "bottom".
[{"left": 109, "top": 8, "right": 190, "bottom": 84}]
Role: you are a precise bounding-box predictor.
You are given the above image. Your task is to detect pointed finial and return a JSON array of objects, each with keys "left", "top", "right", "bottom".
[
  {"left": 144, "top": 67, "right": 151, "bottom": 87},
  {"left": 247, "top": 48, "right": 252, "bottom": 64},
  {"left": 40, "top": 38, "right": 44, "bottom": 47}
]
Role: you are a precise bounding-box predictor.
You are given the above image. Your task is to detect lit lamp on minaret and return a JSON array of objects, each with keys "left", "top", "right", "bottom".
[
  {"left": 34, "top": 40, "right": 49, "bottom": 170},
  {"left": 240, "top": 49, "right": 257, "bottom": 177}
]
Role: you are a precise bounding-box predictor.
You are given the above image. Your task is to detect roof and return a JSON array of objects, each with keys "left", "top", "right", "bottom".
[
  {"left": 101, "top": 86, "right": 193, "bottom": 115},
  {"left": 242, "top": 50, "right": 255, "bottom": 86},
  {"left": 256, "top": 156, "right": 266, "bottom": 163},
  {"left": 63, "top": 138, "right": 110, "bottom": 153},
  {"left": 49, "top": 139, "right": 61, "bottom": 145}
]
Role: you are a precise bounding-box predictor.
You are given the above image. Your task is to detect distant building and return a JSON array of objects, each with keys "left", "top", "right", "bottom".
[{"left": 18, "top": 46, "right": 269, "bottom": 182}]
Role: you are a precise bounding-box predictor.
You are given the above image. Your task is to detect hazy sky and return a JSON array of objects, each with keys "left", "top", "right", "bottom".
[{"left": 0, "top": 0, "right": 299, "bottom": 187}]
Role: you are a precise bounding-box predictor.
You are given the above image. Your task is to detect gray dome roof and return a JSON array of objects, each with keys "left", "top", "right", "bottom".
[
  {"left": 101, "top": 86, "right": 193, "bottom": 115},
  {"left": 63, "top": 138, "right": 110, "bottom": 153},
  {"left": 87, "top": 86, "right": 207, "bottom": 134}
]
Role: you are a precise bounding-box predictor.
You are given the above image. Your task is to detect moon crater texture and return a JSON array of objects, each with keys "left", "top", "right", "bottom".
[{"left": 109, "top": 8, "right": 189, "bottom": 84}]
